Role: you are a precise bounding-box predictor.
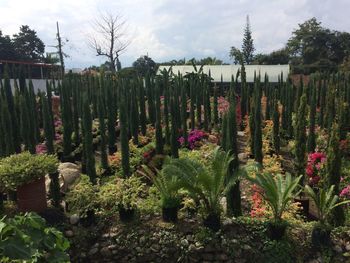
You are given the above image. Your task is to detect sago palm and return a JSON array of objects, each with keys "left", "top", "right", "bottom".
[
  {"left": 249, "top": 172, "right": 302, "bottom": 222},
  {"left": 139, "top": 164, "right": 182, "bottom": 208},
  {"left": 305, "top": 185, "right": 350, "bottom": 225},
  {"left": 162, "top": 146, "right": 235, "bottom": 216}
]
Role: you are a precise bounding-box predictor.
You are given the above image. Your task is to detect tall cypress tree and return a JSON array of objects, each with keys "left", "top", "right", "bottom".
[
  {"left": 189, "top": 78, "right": 195, "bottom": 130},
  {"left": 0, "top": 99, "right": 15, "bottom": 155},
  {"left": 170, "top": 93, "right": 179, "bottom": 158},
  {"left": 82, "top": 94, "right": 96, "bottom": 184},
  {"left": 254, "top": 77, "right": 263, "bottom": 164},
  {"left": 130, "top": 82, "right": 139, "bottom": 145},
  {"left": 181, "top": 82, "right": 188, "bottom": 147},
  {"left": 225, "top": 90, "right": 241, "bottom": 216},
  {"left": 145, "top": 73, "right": 155, "bottom": 125},
  {"left": 98, "top": 91, "right": 109, "bottom": 171},
  {"left": 60, "top": 80, "right": 73, "bottom": 160},
  {"left": 119, "top": 84, "right": 130, "bottom": 177},
  {"left": 213, "top": 84, "right": 219, "bottom": 128},
  {"left": 41, "top": 93, "right": 54, "bottom": 154},
  {"left": 139, "top": 78, "right": 147, "bottom": 136},
  {"left": 294, "top": 94, "right": 308, "bottom": 184},
  {"left": 19, "top": 94, "right": 35, "bottom": 153},
  {"left": 307, "top": 82, "right": 317, "bottom": 153},
  {"left": 3, "top": 66, "right": 20, "bottom": 153},
  {"left": 339, "top": 102, "right": 349, "bottom": 141},
  {"left": 155, "top": 79, "right": 163, "bottom": 154},
  {"left": 106, "top": 78, "right": 117, "bottom": 154},
  {"left": 325, "top": 84, "right": 335, "bottom": 132},
  {"left": 326, "top": 122, "right": 345, "bottom": 226},
  {"left": 273, "top": 89, "right": 280, "bottom": 154}
]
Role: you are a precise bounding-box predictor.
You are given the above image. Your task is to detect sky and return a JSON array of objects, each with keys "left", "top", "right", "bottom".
[{"left": 0, "top": 0, "right": 350, "bottom": 69}]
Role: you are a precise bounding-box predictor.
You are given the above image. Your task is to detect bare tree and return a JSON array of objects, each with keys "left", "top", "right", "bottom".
[{"left": 88, "top": 12, "right": 130, "bottom": 72}]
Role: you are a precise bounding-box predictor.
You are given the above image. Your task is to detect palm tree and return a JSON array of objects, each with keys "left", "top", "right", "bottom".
[
  {"left": 248, "top": 172, "right": 302, "bottom": 239},
  {"left": 162, "top": 147, "right": 236, "bottom": 231},
  {"left": 305, "top": 185, "right": 350, "bottom": 247},
  {"left": 139, "top": 164, "right": 183, "bottom": 222}
]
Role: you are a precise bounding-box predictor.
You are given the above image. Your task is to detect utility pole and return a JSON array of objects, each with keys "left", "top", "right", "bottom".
[{"left": 56, "top": 22, "right": 65, "bottom": 78}]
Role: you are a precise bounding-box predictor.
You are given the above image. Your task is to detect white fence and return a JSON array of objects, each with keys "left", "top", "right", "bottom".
[{"left": 1, "top": 79, "right": 61, "bottom": 94}]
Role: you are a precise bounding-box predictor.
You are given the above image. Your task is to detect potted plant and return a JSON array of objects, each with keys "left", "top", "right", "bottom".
[
  {"left": 249, "top": 172, "right": 302, "bottom": 240},
  {"left": 163, "top": 147, "right": 236, "bottom": 231},
  {"left": 0, "top": 152, "right": 58, "bottom": 213},
  {"left": 305, "top": 185, "right": 350, "bottom": 247},
  {"left": 65, "top": 175, "right": 98, "bottom": 226},
  {"left": 116, "top": 176, "right": 145, "bottom": 223},
  {"left": 139, "top": 164, "right": 182, "bottom": 223}
]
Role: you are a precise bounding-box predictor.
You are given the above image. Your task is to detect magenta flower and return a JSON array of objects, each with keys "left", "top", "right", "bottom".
[{"left": 36, "top": 143, "right": 47, "bottom": 154}]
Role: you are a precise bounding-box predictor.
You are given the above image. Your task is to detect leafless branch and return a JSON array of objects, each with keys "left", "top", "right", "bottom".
[{"left": 87, "top": 11, "right": 131, "bottom": 72}]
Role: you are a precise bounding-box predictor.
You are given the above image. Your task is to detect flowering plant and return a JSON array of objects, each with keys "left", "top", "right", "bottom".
[
  {"left": 178, "top": 129, "right": 208, "bottom": 149},
  {"left": 306, "top": 152, "right": 326, "bottom": 186},
  {"left": 36, "top": 143, "right": 47, "bottom": 154},
  {"left": 109, "top": 152, "right": 122, "bottom": 170},
  {"left": 340, "top": 185, "right": 350, "bottom": 199}
]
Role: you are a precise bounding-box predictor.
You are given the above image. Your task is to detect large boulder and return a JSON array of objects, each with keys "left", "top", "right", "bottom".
[{"left": 46, "top": 162, "right": 80, "bottom": 193}]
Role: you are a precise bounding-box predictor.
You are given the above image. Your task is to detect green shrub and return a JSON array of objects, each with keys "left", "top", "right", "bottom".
[
  {"left": 65, "top": 175, "right": 98, "bottom": 218},
  {"left": 98, "top": 182, "right": 120, "bottom": 214},
  {"left": 115, "top": 176, "right": 146, "bottom": 210},
  {"left": 0, "top": 152, "right": 58, "bottom": 190},
  {"left": 0, "top": 212, "right": 70, "bottom": 262}
]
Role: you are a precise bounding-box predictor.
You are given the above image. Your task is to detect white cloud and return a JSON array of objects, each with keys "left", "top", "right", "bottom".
[{"left": 0, "top": 0, "right": 349, "bottom": 68}]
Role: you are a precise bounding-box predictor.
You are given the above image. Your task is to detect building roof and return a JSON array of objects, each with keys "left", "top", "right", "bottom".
[{"left": 157, "top": 64, "right": 290, "bottom": 83}]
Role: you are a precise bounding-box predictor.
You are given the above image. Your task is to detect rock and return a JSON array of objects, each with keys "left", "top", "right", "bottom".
[
  {"left": 243, "top": 244, "right": 252, "bottom": 250},
  {"left": 65, "top": 230, "right": 74, "bottom": 237},
  {"left": 180, "top": 239, "right": 189, "bottom": 247},
  {"left": 45, "top": 162, "right": 80, "bottom": 193},
  {"left": 222, "top": 218, "right": 233, "bottom": 226},
  {"left": 100, "top": 247, "right": 112, "bottom": 257},
  {"left": 186, "top": 234, "right": 194, "bottom": 242},
  {"left": 208, "top": 135, "right": 218, "bottom": 143},
  {"left": 307, "top": 260, "right": 319, "bottom": 263},
  {"left": 88, "top": 247, "right": 99, "bottom": 256},
  {"left": 237, "top": 131, "right": 245, "bottom": 137},
  {"left": 139, "top": 236, "right": 146, "bottom": 244},
  {"left": 69, "top": 214, "right": 80, "bottom": 225},
  {"left": 346, "top": 244, "right": 350, "bottom": 251},
  {"left": 188, "top": 244, "right": 196, "bottom": 252},
  {"left": 334, "top": 245, "right": 343, "bottom": 253},
  {"left": 150, "top": 244, "right": 160, "bottom": 252}
]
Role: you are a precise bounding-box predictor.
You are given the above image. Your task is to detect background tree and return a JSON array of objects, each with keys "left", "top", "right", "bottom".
[
  {"left": 132, "top": 55, "right": 157, "bottom": 76},
  {"left": 242, "top": 15, "right": 255, "bottom": 64},
  {"left": 12, "top": 25, "right": 45, "bottom": 62},
  {"left": 0, "top": 31, "right": 18, "bottom": 60},
  {"left": 252, "top": 48, "right": 290, "bottom": 65},
  {"left": 88, "top": 12, "right": 130, "bottom": 72}
]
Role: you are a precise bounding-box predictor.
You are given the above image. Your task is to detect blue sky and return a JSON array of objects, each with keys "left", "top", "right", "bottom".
[{"left": 0, "top": 0, "right": 349, "bottom": 69}]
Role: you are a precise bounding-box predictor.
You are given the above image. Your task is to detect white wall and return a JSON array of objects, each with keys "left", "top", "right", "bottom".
[{"left": 1, "top": 79, "right": 61, "bottom": 94}]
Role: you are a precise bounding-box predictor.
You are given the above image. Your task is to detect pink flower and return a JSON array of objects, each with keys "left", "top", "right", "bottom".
[
  {"left": 36, "top": 143, "right": 47, "bottom": 154},
  {"left": 306, "top": 152, "right": 326, "bottom": 186},
  {"left": 340, "top": 185, "right": 350, "bottom": 198}
]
